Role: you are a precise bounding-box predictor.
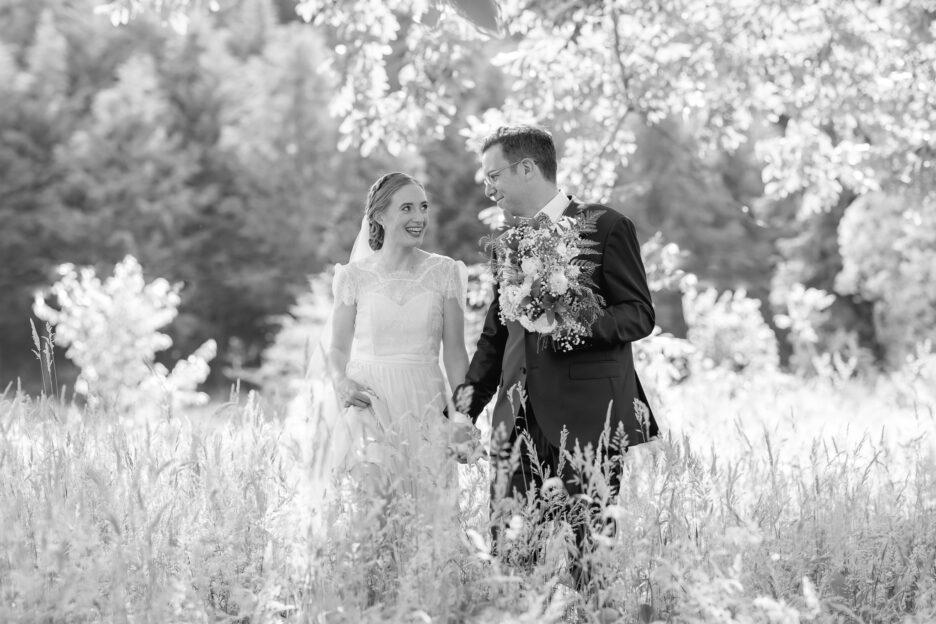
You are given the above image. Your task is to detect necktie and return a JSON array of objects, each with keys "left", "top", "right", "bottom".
[
  {"left": 489, "top": 227, "right": 526, "bottom": 437},
  {"left": 491, "top": 319, "right": 526, "bottom": 436}
]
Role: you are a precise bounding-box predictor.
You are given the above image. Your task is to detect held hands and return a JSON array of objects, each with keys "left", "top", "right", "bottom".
[
  {"left": 335, "top": 375, "right": 377, "bottom": 409},
  {"left": 447, "top": 421, "right": 485, "bottom": 464},
  {"left": 446, "top": 409, "right": 485, "bottom": 464},
  {"left": 446, "top": 384, "right": 484, "bottom": 463}
]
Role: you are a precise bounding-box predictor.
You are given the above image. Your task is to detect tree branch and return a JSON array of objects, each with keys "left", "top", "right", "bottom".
[{"left": 609, "top": 2, "right": 632, "bottom": 96}]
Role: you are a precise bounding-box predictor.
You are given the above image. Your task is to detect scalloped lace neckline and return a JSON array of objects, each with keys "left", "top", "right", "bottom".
[{"left": 364, "top": 253, "right": 437, "bottom": 278}]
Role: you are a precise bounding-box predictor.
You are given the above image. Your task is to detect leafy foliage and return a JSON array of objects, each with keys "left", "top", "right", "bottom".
[
  {"left": 682, "top": 283, "right": 780, "bottom": 374},
  {"left": 139, "top": 0, "right": 934, "bottom": 207},
  {"left": 0, "top": 1, "right": 411, "bottom": 387},
  {"left": 232, "top": 0, "right": 933, "bottom": 371},
  {"left": 4, "top": 0, "right": 936, "bottom": 389},
  {"left": 236, "top": 270, "right": 335, "bottom": 401},
  {"left": 837, "top": 192, "right": 936, "bottom": 367},
  {"left": 32, "top": 256, "right": 216, "bottom": 417},
  {"left": 0, "top": 7, "right": 78, "bottom": 386}
]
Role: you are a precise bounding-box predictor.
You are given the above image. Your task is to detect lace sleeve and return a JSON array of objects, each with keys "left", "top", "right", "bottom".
[
  {"left": 332, "top": 263, "right": 357, "bottom": 306},
  {"left": 442, "top": 258, "right": 469, "bottom": 311}
]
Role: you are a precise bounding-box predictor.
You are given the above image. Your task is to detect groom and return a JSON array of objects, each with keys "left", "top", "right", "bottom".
[{"left": 454, "top": 125, "right": 658, "bottom": 594}]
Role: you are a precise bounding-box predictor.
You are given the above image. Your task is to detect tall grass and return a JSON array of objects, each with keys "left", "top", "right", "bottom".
[{"left": 1, "top": 367, "right": 935, "bottom": 623}]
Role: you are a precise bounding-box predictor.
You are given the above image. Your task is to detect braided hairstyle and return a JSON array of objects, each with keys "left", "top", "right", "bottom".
[{"left": 364, "top": 172, "right": 424, "bottom": 251}]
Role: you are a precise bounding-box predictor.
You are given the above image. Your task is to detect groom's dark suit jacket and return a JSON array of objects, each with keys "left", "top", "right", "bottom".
[{"left": 459, "top": 199, "right": 659, "bottom": 452}]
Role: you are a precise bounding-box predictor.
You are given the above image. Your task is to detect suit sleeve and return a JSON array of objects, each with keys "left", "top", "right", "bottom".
[
  {"left": 455, "top": 284, "right": 508, "bottom": 423},
  {"left": 589, "top": 216, "right": 655, "bottom": 346}
]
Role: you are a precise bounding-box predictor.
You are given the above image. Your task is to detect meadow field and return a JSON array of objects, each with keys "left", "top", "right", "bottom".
[
  {"left": 4, "top": 1, "right": 936, "bottom": 622},
  {"left": 2, "top": 360, "right": 934, "bottom": 624}
]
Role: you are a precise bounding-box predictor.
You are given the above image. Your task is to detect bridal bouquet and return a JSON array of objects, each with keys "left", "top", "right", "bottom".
[{"left": 485, "top": 210, "right": 606, "bottom": 352}]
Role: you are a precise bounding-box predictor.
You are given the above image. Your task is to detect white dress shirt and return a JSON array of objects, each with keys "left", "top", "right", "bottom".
[{"left": 536, "top": 190, "right": 572, "bottom": 222}]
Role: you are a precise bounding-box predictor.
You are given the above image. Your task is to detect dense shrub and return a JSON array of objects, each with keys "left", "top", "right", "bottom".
[
  {"left": 682, "top": 284, "right": 780, "bottom": 374},
  {"left": 32, "top": 255, "right": 215, "bottom": 418},
  {"left": 837, "top": 192, "right": 936, "bottom": 367}
]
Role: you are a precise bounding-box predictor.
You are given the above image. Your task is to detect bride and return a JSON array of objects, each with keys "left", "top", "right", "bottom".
[
  {"left": 274, "top": 172, "right": 477, "bottom": 609},
  {"left": 317, "top": 172, "right": 471, "bottom": 507}
]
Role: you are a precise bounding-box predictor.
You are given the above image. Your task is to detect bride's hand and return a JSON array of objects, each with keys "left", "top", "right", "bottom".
[{"left": 335, "top": 376, "right": 377, "bottom": 409}]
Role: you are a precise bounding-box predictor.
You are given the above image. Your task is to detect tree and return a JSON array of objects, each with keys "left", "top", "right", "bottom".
[
  {"left": 142, "top": 0, "right": 933, "bottom": 207},
  {"left": 204, "top": 17, "right": 409, "bottom": 269},
  {"left": 0, "top": 9, "right": 77, "bottom": 388},
  {"left": 1, "top": 0, "right": 446, "bottom": 390},
  {"left": 0, "top": 0, "right": 57, "bottom": 51},
  {"left": 836, "top": 192, "right": 936, "bottom": 366},
  {"left": 615, "top": 119, "right": 779, "bottom": 337},
  {"left": 22, "top": 10, "right": 68, "bottom": 111},
  {"left": 108, "top": 0, "right": 936, "bottom": 369},
  {"left": 0, "top": 0, "right": 180, "bottom": 389},
  {"left": 55, "top": 51, "right": 203, "bottom": 274}
]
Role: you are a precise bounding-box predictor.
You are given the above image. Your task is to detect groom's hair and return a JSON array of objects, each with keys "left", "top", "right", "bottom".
[
  {"left": 365, "top": 172, "right": 424, "bottom": 250},
  {"left": 481, "top": 126, "right": 557, "bottom": 184}
]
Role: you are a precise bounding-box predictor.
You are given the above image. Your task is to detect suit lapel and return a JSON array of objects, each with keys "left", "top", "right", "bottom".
[
  {"left": 562, "top": 198, "right": 605, "bottom": 295},
  {"left": 562, "top": 197, "right": 584, "bottom": 218}
]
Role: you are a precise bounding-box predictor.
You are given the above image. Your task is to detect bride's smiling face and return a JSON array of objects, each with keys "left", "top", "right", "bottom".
[{"left": 377, "top": 184, "right": 429, "bottom": 249}]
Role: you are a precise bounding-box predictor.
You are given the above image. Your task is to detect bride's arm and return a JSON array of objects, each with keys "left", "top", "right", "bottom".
[
  {"left": 441, "top": 297, "right": 469, "bottom": 402},
  {"left": 328, "top": 303, "right": 373, "bottom": 409}
]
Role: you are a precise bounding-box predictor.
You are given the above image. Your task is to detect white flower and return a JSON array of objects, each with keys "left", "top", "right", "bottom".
[
  {"left": 504, "top": 514, "right": 524, "bottom": 541},
  {"left": 500, "top": 289, "right": 521, "bottom": 317},
  {"left": 548, "top": 271, "right": 569, "bottom": 295},
  {"left": 500, "top": 285, "right": 526, "bottom": 315},
  {"left": 520, "top": 257, "right": 542, "bottom": 277},
  {"left": 802, "top": 576, "right": 821, "bottom": 617},
  {"left": 567, "top": 264, "right": 581, "bottom": 279},
  {"left": 555, "top": 217, "right": 574, "bottom": 232},
  {"left": 602, "top": 504, "right": 627, "bottom": 521},
  {"left": 517, "top": 278, "right": 532, "bottom": 300},
  {"left": 531, "top": 315, "right": 557, "bottom": 334},
  {"left": 500, "top": 285, "right": 518, "bottom": 306},
  {"left": 542, "top": 477, "right": 565, "bottom": 492},
  {"left": 752, "top": 596, "right": 800, "bottom": 624}
]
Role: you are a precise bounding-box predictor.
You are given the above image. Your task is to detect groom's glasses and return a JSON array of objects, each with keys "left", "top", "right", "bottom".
[{"left": 483, "top": 159, "right": 534, "bottom": 187}]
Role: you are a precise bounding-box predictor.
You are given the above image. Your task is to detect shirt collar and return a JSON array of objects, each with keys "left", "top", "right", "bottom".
[{"left": 535, "top": 191, "right": 571, "bottom": 222}]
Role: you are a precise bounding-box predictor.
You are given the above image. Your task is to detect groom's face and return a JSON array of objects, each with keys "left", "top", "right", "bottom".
[{"left": 481, "top": 145, "right": 532, "bottom": 219}]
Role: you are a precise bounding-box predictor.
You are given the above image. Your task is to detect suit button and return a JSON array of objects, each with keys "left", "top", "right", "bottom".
[{"left": 520, "top": 366, "right": 527, "bottom": 375}]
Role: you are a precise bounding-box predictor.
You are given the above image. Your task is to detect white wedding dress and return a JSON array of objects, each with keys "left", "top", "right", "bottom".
[{"left": 308, "top": 252, "right": 468, "bottom": 518}]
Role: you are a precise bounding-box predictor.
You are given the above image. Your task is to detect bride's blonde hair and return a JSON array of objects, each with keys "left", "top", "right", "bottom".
[{"left": 365, "top": 172, "right": 423, "bottom": 251}]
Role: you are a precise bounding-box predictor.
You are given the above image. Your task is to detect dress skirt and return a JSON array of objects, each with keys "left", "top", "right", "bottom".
[{"left": 319, "top": 354, "right": 457, "bottom": 502}]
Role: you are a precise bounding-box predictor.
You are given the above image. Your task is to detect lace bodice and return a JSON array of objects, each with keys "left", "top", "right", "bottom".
[{"left": 333, "top": 253, "right": 467, "bottom": 362}]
